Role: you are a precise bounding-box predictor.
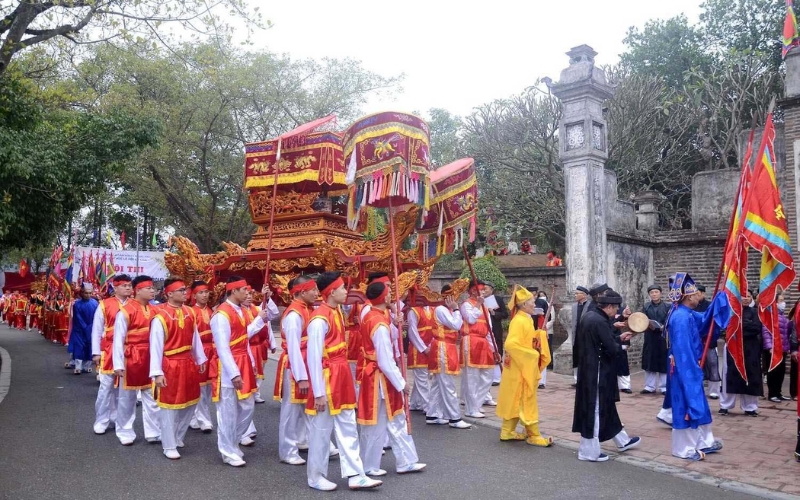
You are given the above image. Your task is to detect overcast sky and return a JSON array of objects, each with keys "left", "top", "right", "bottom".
[{"left": 246, "top": 0, "right": 703, "bottom": 119}]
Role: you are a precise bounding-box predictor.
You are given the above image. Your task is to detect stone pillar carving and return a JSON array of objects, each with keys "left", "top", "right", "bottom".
[
  {"left": 634, "top": 191, "right": 664, "bottom": 232},
  {"left": 550, "top": 45, "right": 615, "bottom": 374}
]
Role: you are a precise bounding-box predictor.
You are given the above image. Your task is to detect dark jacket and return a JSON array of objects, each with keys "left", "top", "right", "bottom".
[
  {"left": 725, "top": 305, "right": 763, "bottom": 396},
  {"left": 572, "top": 307, "right": 623, "bottom": 441}
]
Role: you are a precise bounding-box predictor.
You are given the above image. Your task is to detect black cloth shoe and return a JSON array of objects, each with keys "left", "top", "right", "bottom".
[
  {"left": 538, "top": 383, "right": 545, "bottom": 389},
  {"left": 744, "top": 410, "right": 759, "bottom": 417},
  {"left": 718, "top": 408, "right": 728, "bottom": 415},
  {"left": 621, "top": 389, "right": 633, "bottom": 394},
  {"left": 640, "top": 389, "right": 654, "bottom": 395}
]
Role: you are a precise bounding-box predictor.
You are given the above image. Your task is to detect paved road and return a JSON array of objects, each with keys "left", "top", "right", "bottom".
[{"left": 0, "top": 324, "right": 758, "bottom": 500}]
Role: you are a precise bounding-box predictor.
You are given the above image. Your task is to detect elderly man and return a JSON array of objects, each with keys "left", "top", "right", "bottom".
[
  {"left": 570, "top": 286, "right": 590, "bottom": 386},
  {"left": 642, "top": 285, "right": 670, "bottom": 394}
]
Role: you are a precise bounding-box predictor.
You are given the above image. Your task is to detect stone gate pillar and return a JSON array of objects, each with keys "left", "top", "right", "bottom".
[{"left": 549, "top": 45, "right": 615, "bottom": 373}]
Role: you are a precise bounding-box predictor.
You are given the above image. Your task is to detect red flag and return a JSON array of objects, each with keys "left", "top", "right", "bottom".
[
  {"left": 87, "top": 251, "right": 96, "bottom": 285},
  {"left": 18, "top": 259, "right": 29, "bottom": 278},
  {"left": 741, "top": 110, "right": 795, "bottom": 371},
  {"left": 120, "top": 231, "right": 126, "bottom": 249}
]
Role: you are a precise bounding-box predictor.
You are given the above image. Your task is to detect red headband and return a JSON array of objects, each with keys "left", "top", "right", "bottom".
[
  {"left": 370, "top": 276, "right": 390, "bottom": 285},
  {"left": 164, "top": 281, "right": 186, "bottom": 294},
  {"left": 134, "top": 280, "right": 154, "bottom": 291},
  {"left": 113, "top": 277, "right": 132, "bottom": 285},
  {"left": 368, "top": 286, "right": 390, "bottom": 306},
  {"left": 320, "top": 278, "right": 344, "bottom": 298},
  {"left": 291, "top": 280, "right": 317, "bottom": 295},
  {"left": 191, "top": 284, "right": 209, "bottom": 293},
  {"left": 226, "top": 279, "right": 248, "bottom": 291}
]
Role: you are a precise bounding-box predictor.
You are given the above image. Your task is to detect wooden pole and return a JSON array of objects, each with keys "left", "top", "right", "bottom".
[
  {"left": 462, "top": 244, "right": 502, "bottom": 371},
  {"left": 261, "top": 138, "right": 282, "bottom": 309},
  {"left": 387, "top": 199, "right": 412, "bottom": 434},
  {"left": 699, "top": 122, "right": 756, "bottom": 368}
]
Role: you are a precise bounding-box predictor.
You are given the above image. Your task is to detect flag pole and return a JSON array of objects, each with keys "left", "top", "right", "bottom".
[
  {"left": 700, "top": 113, "right": 758, "bottom": 368},
  {"left": 387, "top": 198, "right": 412, "bottom": 434},
  {"left": 261, "top": 138, "right": 282, "bottom": 309},
  {"left": 135, "top": 208, "right": 141, "bottom": 278},
  {"left": 462, "top": 244, "right": 502, "bottom": 371}
]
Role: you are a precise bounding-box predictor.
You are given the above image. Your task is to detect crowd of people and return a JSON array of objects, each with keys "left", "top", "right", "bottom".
[{"left": 2, "top": 267, "right": 796, "bottom": 487}]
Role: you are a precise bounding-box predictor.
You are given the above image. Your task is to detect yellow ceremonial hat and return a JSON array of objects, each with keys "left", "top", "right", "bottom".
[{"left": 507, "top": 284, "right": 534, "bottom": 314}]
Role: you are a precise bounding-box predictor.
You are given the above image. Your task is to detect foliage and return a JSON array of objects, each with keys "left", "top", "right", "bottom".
[
  {"left": 459, "top": 255, "right": 508, "bottom": 293},
  {"left": 428, "top": 107, "right": 463, "bottom": 168},
  {"left": 54, "top": 41, "right": 400, "bottom": 253},
  {"left": 0, "top": 69, "right": 159, "bottom": 253},
  {"left": 0, "top": 0, "right": 265, "bottom": 77}
]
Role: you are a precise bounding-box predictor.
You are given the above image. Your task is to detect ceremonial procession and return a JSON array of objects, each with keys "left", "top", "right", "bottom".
[{"left": 6, "top": 1, "right": 800, "bottom": 499}]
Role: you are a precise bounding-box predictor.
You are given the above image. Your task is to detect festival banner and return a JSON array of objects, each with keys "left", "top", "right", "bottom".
[{"left": 70, "top": 247, "right": 167, "bottom": 283}]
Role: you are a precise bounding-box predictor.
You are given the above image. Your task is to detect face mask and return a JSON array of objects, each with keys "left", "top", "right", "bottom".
[{"left": 778, "top": 301, "right": 787, "bottom": 312}]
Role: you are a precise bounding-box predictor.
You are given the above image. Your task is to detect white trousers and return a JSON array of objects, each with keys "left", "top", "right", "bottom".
[
  {"left": 215, "top": 388, "right": 255, "bottom": 462},
  {"left": 719, "top": 346, "right": 758, "bottom": 411},
  {"left": 160, "top": 407, "right": 195, "bottom": 452},
  {"left": 191, "top": 385, "right": 213, "bottom": 429},
  {"left": 359, "top": 398, "right": 418, "bottom": 472},
  {"left": 617, "top": 375, "right": 631, "bottom": 390},
  {"left": 492, "top": 365, "right": 502, "bottom": 383},
  {"left": 307, "top": 408, "right": 364, "bottom": 485},
  {"left": 644, "top": 371, "right": 667, "bottom": 392},
  {"left": 427, "top": 372, "right": 461, "bottom": 420},
  {"left": 278, "top": 369, "right": 309, "bottom": 462},
  {"left": 577, "top": 389, "right": 630, "bottom": 460},
  {"left": 672, "top": 424, "right": 715, "bottom": 459},
  {"left": 116, "top": 387, "right": 160, "bottom": 442},
  {"left": 461, "top": 366, "right": 493, "bottom": 415},
  {"left": 707, "top": 381, "right": 721, "bottom": 396},
  {"left": 409, "top": 368, "right": 430, "bottom": 411},
  {"left": 94, "top": 374, "right": 118, "bottom": 432},
  {"left": 574, "top": 367, "right": 578, "bottom": 382},
  {"left": 719, "top": 393, "right": 758, "bottom": 411},
  {"left": 540, "top": 368, "right": 547, "bottom": 385},
  {"left": 74, "top": 359, "right": 92, "bottom": 371}
]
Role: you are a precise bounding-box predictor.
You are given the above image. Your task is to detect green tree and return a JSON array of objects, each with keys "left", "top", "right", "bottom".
[
  {"left": 427, "top": 107, "right": 463, "bottom": 168},
  {"left": 0, "top": 0, "right": 265, "bottom": 76},
  {"left": 459, "top": 256, "right": 508, "bottom": 293},
  {"left": 0, "top": 69, "right": 159, "bottom": 253}
]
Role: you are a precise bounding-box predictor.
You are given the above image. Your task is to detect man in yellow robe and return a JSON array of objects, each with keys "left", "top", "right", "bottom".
[{"left": 496, "top": 285, "right": 553, "bottom": 447}]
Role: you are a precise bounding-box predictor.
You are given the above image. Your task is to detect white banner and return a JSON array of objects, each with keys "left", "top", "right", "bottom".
[{"left": 72, "top": 247, "right": 168, "bottom": 282}]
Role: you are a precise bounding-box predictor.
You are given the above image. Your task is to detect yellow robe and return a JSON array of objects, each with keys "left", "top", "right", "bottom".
[{"left": 496, "top": 311, "right": 550, "bottom": 425}]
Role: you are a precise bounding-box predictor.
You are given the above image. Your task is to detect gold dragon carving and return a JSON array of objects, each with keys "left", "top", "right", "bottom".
[{"left": 249, "top": 190, "right": 317, "bottom": 219}]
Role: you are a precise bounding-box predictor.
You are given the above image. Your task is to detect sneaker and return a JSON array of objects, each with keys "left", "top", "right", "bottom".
[
  {"left": 449, "top": 420, "right": 472, "bottom": 429},
  {"left": 146, "top": 437, "right": 161, "bottom": 444},
  {"left": 465, "top": 411, "right": 485, "bottom": 418},
  {"left": 163, "top": 449, "right": 181, "bottom": 460},
  {"left": 189, "top": 421, "right": 201, "bottom": 430},
  {"left": 781, "top": 395, "right": 792, "bottom": 401},
  {"left": 254, "top": 394, "right": 266, "bottom": 404},
  {"left": 200, "top": 424, "right": 213, "bottom": 434},
  {"left": 281, "top": 456, "right": 306, "bottom": 466},
  {"left": 309, "top": 478, "right": 337, "bottom": 491},
  {"left": 426, "top": 418, "right": 448, "bottom": 425},
  {"left": 709, "top": 393, "right": 719, "bottom": 400},
  {"left": 397, "top": 463, "right": 426, "bottom": 474},
  {"left": 617, "top": 436, "right": 641, "bottom": 452},
  {"left": 579, "top": 453, "right": 609, "bottom": 462},
  {"left": 348, "top": 475, "right": 382, "bottom": 490},
  {"left": 538, "top": 383, "right": 545, "bottom": 389},
  {"left": 298, "top": 442, "right": 309, "bottom": 451},
  {"left": 223, "top": 456, "right": 246, "bottom": 467},
  {"left": 656, "top": 416, "right": 672, "bottom": 427},
  {"left": 769, "top": 396, "right": 781, "bottom": 403},
  {"left": 483, "top": 399, "right": 497, "bottom": 407},
  {"left": 365, "top": 469, "right": 387, "bottom": 477},
  {"left": 240, "top": 436, "right": 255, "bottom": 447},
  {"left": 744, "top": 410, "right": 759, "bottom": 417},
  {"left": 620, "top": 388, "right": 633, "bottom": 394},
  {"left": 491, "top": 382, "right": 500, "bottom": 387},
  {"left": 718, "top": 408, "right": 728, "bottom": 416},
  {"left": 119, "top": 438, "right": 134, "bottom": 446},
  {"left": 640, "top": 389, "right": 654, "bottom": 395},
  {"left": 93, "top": 425, "right": 107, "bottom": 435}
]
